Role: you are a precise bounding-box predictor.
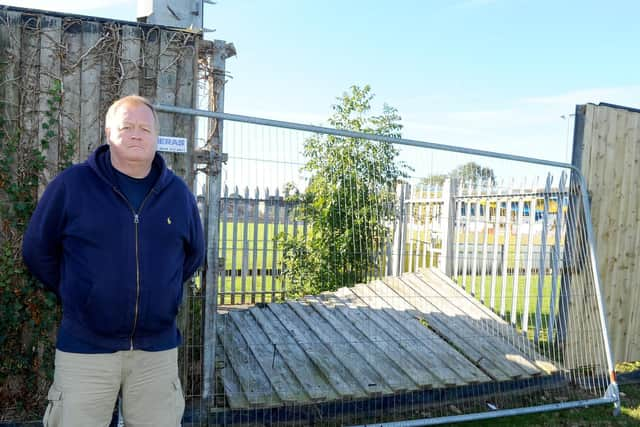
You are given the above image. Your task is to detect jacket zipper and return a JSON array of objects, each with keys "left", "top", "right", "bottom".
[
  {"left": 112, "top": 187, "right": 155, "bottom": 351},
  {"left": 131, "top": 213, "right": 140, "bottom": 350}
]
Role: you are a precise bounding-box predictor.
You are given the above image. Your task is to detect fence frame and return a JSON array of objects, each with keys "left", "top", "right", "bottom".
[{"left": 155, "top": 103, "right": 621, "bottom": 424}]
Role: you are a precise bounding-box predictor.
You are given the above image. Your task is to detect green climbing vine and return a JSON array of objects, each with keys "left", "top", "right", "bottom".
[{"left": 0, "top": 79, "right": 71, "bottom": 417}]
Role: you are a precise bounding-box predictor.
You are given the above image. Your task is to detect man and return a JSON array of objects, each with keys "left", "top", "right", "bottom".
[{"left": 23, "top": 95, "right": 205, "bottom": 426}]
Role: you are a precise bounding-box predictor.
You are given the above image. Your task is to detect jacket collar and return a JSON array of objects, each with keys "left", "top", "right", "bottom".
[{"left": 86, "top": 145, "right": 173, "bottom": 192}]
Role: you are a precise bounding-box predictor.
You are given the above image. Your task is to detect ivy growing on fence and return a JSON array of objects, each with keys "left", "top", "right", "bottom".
[{"left": 0, "top": 79, "right": 73, "bottom": 419}]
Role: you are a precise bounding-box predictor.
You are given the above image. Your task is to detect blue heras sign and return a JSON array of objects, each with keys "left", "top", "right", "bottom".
[{"left": 158, "top": 136, "right": 188, "bottom": 153}]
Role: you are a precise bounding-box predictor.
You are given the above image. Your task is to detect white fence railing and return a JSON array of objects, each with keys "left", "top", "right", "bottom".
[{"left": 219, "top": 176, "right": 568, "bottom": 317}]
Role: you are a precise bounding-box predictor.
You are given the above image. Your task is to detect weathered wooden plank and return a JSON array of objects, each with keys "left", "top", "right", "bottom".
[
  {"left": 156, "top": 29, "right": 178, "bottom": 173},
  {"left": 400, "top": 273, "right": 540, "bottom": 378},
  {"left": 37, "top": 15, "right": 62, "bottom": 188},
  {"left": 61, "top": 18, "right": 82, "bottom": 164},
  {"left": 420, "top": 269, "right": 556, "bottom": 374},
  {"left": 361, "top": 280, "right": 490, "bottom": 385},
  {"left": 120, "top": 25, "right": 141, "bottom": 96},
  {"left": 381, "top": 276, "right": 515, "bottom": 381},
  {"left": 260, "top": 304, "right": 361, "bottom": 399},
  {"left": 326, "top": 287, "right": 460, "bottom": 386},
  {"left": 140, "top": 26, "right": 159, "bottom": 99},
  {"left": 98, "top": 23, "right": 120, "bottom": 139},
  {"left": 321, "top": 288, "right": 452, "bottom": 387},
  {"left": 423, "top": 269, "right": 507, "bottom": 324},
  {"left": 0, "top": 11, "right": 22, "bottom": 130},
  {"left": 308, "top": 293, "right": 441, "bottom": 389},
  {"left": 216, "top": 313, "right": 278, "bottom": 407},
  {"left": 220, "top": 351, "right": 251, "bottom": 409},
  {"left": 0, "top": 11, "right": 22, "bottom": 235},
  {"left": 276, "top": 301, "right": 391, "bottom": 396},
  {"left": 228, "top": 310, "right": 307, "bottom": 403},
  {"left": 19, "top": 14, "right": 41, "bottom": 191},
  {"left": 304, "top": 297, "right": 418, "bottom": 393},
  {"left": 248, "top": 306, "right": 341, "bottom": 401},
  {"left": 171, "top": 31, "right": 196, "bottom": 182},
  {"left": 165, "top": 30, "right": 198, "bottom": 181},
  {"left": 79, "top": 21, "right": 102, "bottom": 162}
]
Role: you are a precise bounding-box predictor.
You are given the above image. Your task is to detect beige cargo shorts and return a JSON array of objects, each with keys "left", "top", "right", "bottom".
[{"left": 43, "top": 348, "right": 184, "bottom": 427}]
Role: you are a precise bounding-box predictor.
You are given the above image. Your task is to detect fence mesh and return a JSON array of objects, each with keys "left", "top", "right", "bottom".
[{"left": 170, "top": 111, "right": 617, "bottom": 426}]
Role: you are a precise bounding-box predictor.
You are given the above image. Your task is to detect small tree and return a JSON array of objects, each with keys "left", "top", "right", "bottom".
[
  {"left": 280, "top": 85, "right": 408, "bottom": 297},
  {"left": 450, "top": 161, "right": 496, "bottom": 185},
  {"left": 420, "top": 162, "right": 496, "bottom": 188},
  {"left": 419, "top": 173, "right": 448, "bottom": 187}
]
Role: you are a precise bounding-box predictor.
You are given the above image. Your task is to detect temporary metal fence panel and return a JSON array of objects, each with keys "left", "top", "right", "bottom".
[{"left": 156, "top": 104, "right": 619, "bottom": 427}]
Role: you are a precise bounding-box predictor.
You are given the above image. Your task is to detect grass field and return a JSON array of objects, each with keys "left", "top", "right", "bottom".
[{"left": 217, "top": 220, "right": 564, "bottom": 318}]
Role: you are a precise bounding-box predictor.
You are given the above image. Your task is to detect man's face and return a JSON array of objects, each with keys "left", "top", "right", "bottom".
[{"left": 106, "top": 102, "right": 157, "bottom": 168}]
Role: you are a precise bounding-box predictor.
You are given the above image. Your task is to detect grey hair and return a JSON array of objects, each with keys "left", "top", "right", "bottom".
[{"left": 105, "top": 95, "right": 159, "bottom": 132}]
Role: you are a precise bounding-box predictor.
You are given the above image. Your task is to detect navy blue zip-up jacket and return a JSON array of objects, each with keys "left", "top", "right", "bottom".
[{"left": 22, "top": 145, "right": 205, "bottom": 352}]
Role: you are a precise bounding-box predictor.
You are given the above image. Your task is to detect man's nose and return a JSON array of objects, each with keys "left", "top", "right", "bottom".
[{"left": 131, "top": 128, "right": 143, "bottom": 140}]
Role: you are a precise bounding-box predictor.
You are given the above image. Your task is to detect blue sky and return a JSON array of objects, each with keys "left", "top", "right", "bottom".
[{"left": 4, "top": 0, "right": 640, "bottom": 165}]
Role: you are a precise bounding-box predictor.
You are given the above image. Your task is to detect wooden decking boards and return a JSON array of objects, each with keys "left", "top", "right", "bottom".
[{"left": 215, "top": 269, "right": 557, "bottom": 410}]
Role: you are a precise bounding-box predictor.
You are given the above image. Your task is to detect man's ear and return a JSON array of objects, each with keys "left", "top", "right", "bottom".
[{"left": 105, "top": 126, "right": 111, "bottom": 143}]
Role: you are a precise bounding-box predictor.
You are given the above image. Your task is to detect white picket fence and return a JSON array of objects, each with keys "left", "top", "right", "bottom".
[
  {"left": 218, "top": 185, "right": 308, "bottom": 304},
  {"left": 219, "top": 172, "right": 569, "bottom": 339}
]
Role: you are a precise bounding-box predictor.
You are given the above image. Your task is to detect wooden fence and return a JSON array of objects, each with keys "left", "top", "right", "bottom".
[
  {"left": 0, "top": 6, "right": 207, "bottom": 190},
  {"left": 573, "top": 102, "right": 640, "bottom": 363}
]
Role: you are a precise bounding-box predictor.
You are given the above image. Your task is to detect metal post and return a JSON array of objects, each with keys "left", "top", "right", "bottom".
[
  {"left": 201, "top": 40, "right": 230, "bottom": 401},
  {"left": 557, "top": 104, "right": 587, "bottom": 344},
  {"left": 391, "top": 183, "right": 406, "bottom": 276},
  {"left": 439, "top": 178, "right": 456, "bottom": 277}
]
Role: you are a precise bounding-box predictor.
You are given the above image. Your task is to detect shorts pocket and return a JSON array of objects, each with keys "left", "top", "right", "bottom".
[
  {"left": 42, "top": 385, "right": 63, "bottom": 427},
  {"left": 173, "top": 378, "right": 185, "bottom": 426}
]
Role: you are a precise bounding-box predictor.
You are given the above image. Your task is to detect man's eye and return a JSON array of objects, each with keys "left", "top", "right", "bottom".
[
  {"left": 142, "top": 128, "right": 151, "bottom": 133},
  {"left": 120, "top": 126, "right": 130, "bottom": 131}
]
